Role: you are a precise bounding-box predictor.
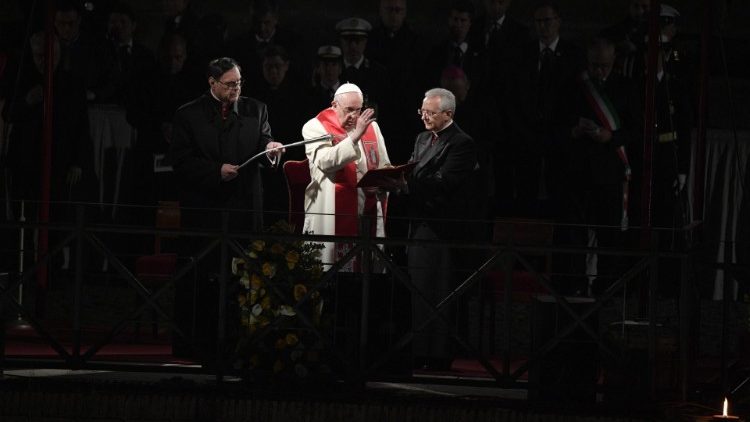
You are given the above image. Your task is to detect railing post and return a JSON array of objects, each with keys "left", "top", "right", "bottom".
[
  {"left": 71, "top": 203, "right": 86, "bottom": 368},
  {"left": 359, "top": 216, "right": 372, "bottom": 374},
  {"left": 679, "top": 245, "right": 691, "bottom": 401},
  {"left": 0, "top": 271, "right": 7, "bottom": 376},
  {"left": 216, "top": 211, "right": 229, "bottom": 383},
  {"left": 648, "top": 230, "right": 659, "bottom": 398},
  {"left": 502, "top": 234, "right": 513, "bottom": 377}
]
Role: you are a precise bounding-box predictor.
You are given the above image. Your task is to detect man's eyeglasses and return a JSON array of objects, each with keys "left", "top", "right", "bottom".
[
  {"left": 216, "top": 79, "right": 243, "bottom": 89},
  {"left": 417, "top": 109, "right": 444, "bottom": 118}
]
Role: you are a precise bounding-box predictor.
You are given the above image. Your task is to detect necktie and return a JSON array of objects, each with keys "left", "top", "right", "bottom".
[
  {"left": 221, "top": 103, "right": 230, "bottom": 120},
  {"left": 486, "top": 22, "right": 500, "bottom": 46},
  {"left": 430, "top": 132, "right": 438, "bottom": 146},
  {"left": 118, "top": 45, "right": 131, "bottom": 72},
  {"left": 452, "top": 44, "right": 464, "bottom": 65},
  {"left": 537, "top": 48, "right": 554, "bottom": 115},
  {"left": 538, "top": 48, "right": 553, "bottom": 89}
]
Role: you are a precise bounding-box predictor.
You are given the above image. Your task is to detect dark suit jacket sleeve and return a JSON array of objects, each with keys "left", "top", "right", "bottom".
[
  {"left": 408, "top": 132, "right": 477, "bottom": 209},
  {"left": 259, "top": 101, "right": 273, "bottom": 146},
  {"left": 169, "top": 104, "right": 223, "bottom": 194}
]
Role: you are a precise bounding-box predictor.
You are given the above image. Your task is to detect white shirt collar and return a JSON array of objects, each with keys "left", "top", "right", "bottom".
[
  {"left": 343, "top": 55, "right": 365, "bottom": 69},
  {"left": 255, "top": 30, "right": 275, "bottom": 44},
  {"left": 539, "top": 36, "right": 560, "bottom": 52}
]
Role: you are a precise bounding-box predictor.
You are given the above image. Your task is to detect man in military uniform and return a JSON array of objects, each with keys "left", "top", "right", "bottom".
[
  {"left": 309, "top": 45, "right": 344, "bottom": 113},
  {"left": 336, "top": 17, "right": 390, "bottom": 116},
  {"left": 616, "top": 4, "right": 685, "bottom": 80}
]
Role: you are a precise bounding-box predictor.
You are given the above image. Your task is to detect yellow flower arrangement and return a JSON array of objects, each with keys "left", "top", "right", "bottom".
[{"left": 231, "top": 220, "right": 327, "bottom": 383}]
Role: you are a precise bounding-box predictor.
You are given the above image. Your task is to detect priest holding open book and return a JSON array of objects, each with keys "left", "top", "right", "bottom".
[{"left": 301, "top": 82, "right": 398, "bottom": 271}]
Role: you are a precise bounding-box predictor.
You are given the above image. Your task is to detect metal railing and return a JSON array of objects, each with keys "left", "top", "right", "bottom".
[{"left": 0, "top": 201, "right": 701, "bottom": 401}]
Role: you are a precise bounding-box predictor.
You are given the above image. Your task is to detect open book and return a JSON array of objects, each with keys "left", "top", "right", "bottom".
[{"left": 356, "top": 162, "right": 417, "bottom": 189}]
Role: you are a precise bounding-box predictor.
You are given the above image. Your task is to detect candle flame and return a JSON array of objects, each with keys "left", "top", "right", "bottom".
[{"left": 723, "top": 397, "right": 728, "bottom": 417}]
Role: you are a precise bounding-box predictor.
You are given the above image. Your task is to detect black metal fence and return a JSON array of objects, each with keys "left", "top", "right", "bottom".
[{"left": 0, "top": 200, "right": 708, "bottom": 403}]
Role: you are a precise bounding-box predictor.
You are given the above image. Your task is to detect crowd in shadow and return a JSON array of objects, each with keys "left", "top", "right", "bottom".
[{"left": 0, "top": 0, "right": 698, "bottom": 299}]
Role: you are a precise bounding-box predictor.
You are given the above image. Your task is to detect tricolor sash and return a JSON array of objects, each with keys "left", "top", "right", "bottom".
[
  {"left": 580, "top": 72, "right": 630, "bottom": 230},
  {"left": 616, "top": 146, "right": 632, "bottom": 231},
  {"left": 315, "top": 108, "right": 381, "bottom": 270},
  {"left": 580, "top": 71, "right": 622, "bottom": 132}
]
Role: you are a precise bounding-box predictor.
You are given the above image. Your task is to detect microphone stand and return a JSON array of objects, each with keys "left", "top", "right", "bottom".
[{"left": 237, "top": 134, "right": 333, "bottom": 170}]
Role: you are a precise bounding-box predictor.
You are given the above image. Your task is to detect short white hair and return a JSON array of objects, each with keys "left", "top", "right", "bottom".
[{"left": 424, "top": 87, "right": 456, "bottom": 112}]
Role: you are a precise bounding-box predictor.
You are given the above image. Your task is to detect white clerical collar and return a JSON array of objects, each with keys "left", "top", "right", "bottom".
[
  {"left": 539, "top": 36, "right": 560, "bottom": 52},
  {"left": 434, "top": 120, "right": 454, "bottom": 136},
  {"left": 208, "top": 90, "right": 235, "bottom": 110},
  {"left": 343, "top": 55, "right": 365, "bottom": 69}
]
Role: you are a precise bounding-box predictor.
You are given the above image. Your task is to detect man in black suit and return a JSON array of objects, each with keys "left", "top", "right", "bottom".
[
  {"left": 367, "top": 0, "right": 427, "bottom": 164},
  {"left": 504, "top": 2, "right": 583, "bottom": 218},
  {"left": 254, "top": 45, "right": 310, "bottom": 224},
  {"left": 423, "top": 1, "right": 481, "bottom": 92},
  {"left": 557, "top": 37, "right": 639, "bottom": 295},
  {"left": 336, "top": 17, "right": 390, "bottom": 116},
  {"left": 167, "top": 57, "right": 284, "bottom": 359},
  {"left": 169, "top": 57, "right": 284, "bottom": 230},
  {"left": 468, "top": 0, "right": 529, "bottom": 100},
  {"left": 90, "top": 2, "right": 155, "bottom": 106},
  {"left": 227, "top": 0, "right": 307, "bottom": 91},
  {"left": 406, "top": 88, "right": 478, "bottom": 370},
  {"left": 600, "top": 0, "right": 650, "bottom": 64}
]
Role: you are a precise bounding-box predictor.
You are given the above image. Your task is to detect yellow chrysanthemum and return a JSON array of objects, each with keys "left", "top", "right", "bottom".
[
  {"left": 293, "top": 284, "right": 307, "bottom": 301},
  {"left": 231, "top": 257, "right": 245, "bottom": 275},
  {"left": 249, "top": 354, "right": 259, "bottom": 368},
  {"left": 239, "top": 275, "right": 250, "bottom": 289},
  {"left": 275, "top": 337, "right": 287, "bottom": 350},
  {"left": 261, "top": 296, "right": 271, "bottom": 310},
  {"left": 250, "top": 274, "right": 263, "bottom": 290},
  {"left": 251, "top": 240, "right": 265, "bottom": 251},
  {"left": 271, "top": 243, "right": 284, "bottom": 254},
  {"left": 285, "top": 333, "right": 299, "bottom": 346},
  {"left": 286, "top": 250, "right": 300, "bottom": 269},
  {"left": 262, "top": 262, "right": 276, "bottom": 278}
]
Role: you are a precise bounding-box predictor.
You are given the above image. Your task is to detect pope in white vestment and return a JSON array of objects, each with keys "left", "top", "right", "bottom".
[{"left": 301, "top": 83, "right": 391, "bottom": 270}]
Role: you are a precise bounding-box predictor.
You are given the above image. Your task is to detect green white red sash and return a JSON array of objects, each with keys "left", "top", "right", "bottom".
[
  {"left": 580, "top": 71, "right": 630, "bottom": 230},
  {"left": 580, "top": 71, "right": 622, "bottom": 132},
  {"left": 616, "top": 146, "right": 632, "bottom": 231}
]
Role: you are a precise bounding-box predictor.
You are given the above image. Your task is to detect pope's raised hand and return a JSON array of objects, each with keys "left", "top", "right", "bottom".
[{"left": 350, "top": 108, "right": 375, "bottom": 144}]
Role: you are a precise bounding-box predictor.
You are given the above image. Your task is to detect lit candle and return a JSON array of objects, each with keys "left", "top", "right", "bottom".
[{"left": 713, "top": 398, "right": 739, "bottom": 420}]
